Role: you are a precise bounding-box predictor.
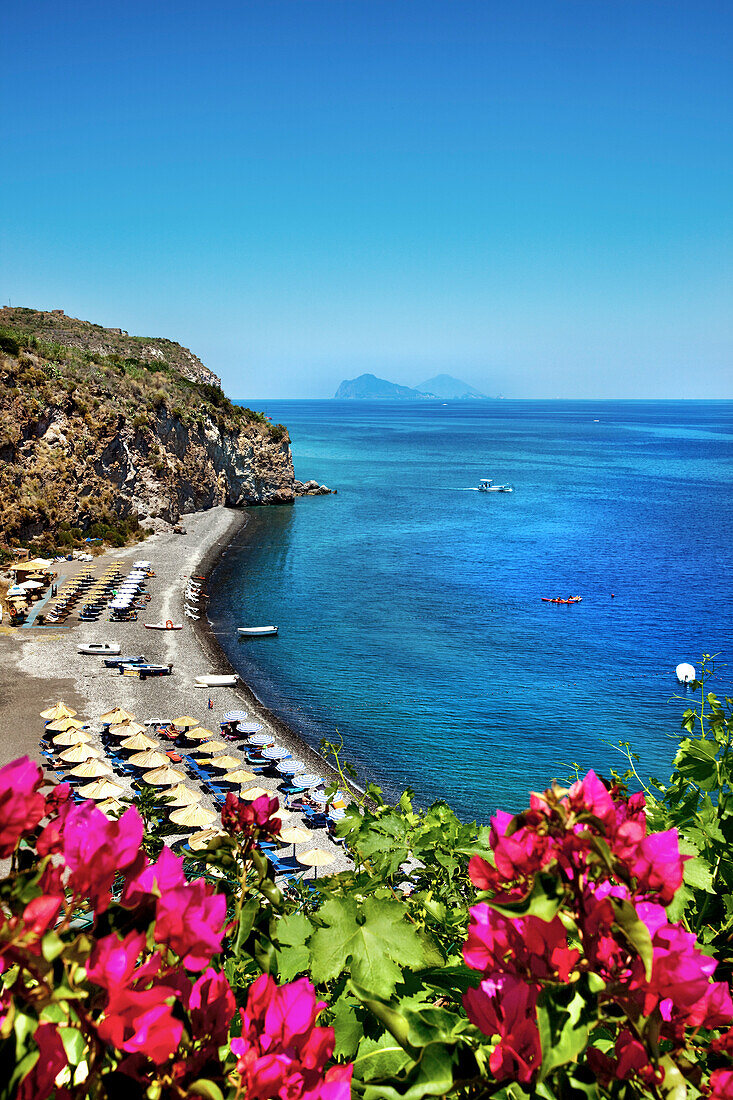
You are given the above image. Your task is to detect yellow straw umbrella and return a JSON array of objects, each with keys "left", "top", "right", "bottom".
[
  {"left": 40, "top": 702, "right": 77, "bottom": 721},
  {"left": 239, "top": 786, "right": 271, "bottom": 801},
  {"left": 96, "top": 797, "right": 126, "bottom": 818},
  {"left": 141, "top": 765, "right": 187, "bottom": 787},
  {"left": 101, "top": 708, "right": 136, "bottom": 725},
  {"left": 188, "top": 828, "right": 226, "bottom": 851},
  {"left": 279, "top": 826, "right": 313, "bottom": 857},
  {"left": 187, "top": 739, "right": 227, "bottom": 755},
  {"left": 169, "top": 804, "right": 217, "bottom": 829},
  {"left": 78, "top": 777, "right": 125, "bottom": 800},
  {"left": 53, "top": 729, "right": 93, "bottom": 747},
  {"left": 46, "top": 717, "right": 84, "bottom": 733},
  {"left": 165, "top": 784, "right": 203, "bottom": 807},
  {"left": 222, "top": 768, "right": 258, "bottom": 785},
  {"left": 57, "top": 742, "right": 101, "bottom": 763},
  {"left": 206, "top": 755, "right": 244, "bottom": 771},
  {"left": 127, "top": 750, "right": 172, "bottom": 770},
  {"left": 119, "top": 732, "right": 159, "bottom": 752},
  {"left": 107, "top": 721, "right": 147, "bottom": 739},
  {"left": 173, "top": 715, "right": 199, "bottom": 730},
  {"left": 296, "top": 847, "right": 336, "bottom": 879},
  {"left": 184, "top": 726, "right": 217, "bottom": 741},
  {"left": 68, "top": 759, "right": 114, "bottom": 779}
]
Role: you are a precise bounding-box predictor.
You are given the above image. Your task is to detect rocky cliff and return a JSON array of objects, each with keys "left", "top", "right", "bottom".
[{"left": 0, "top": 308, "right": 296, "bottom": 548}]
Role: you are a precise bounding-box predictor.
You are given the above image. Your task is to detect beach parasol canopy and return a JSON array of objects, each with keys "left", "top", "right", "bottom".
[
  {"left": 68, "top": 759, "right": 114, "bottom": 779},
  {"left": 164, "top": 784, "right": 202, "bottom": 807},
  {"left": 297, "top": 847, "right": 336, "bottom": 878},
  {"left": 101, "top": 708, "right": 137, "bottom": 725},
  {"left": 187, "top": 740, "right": 227, "bottom": 755},
  {"left": 239, "top": 786, "right": 271, "bottom": 801},
  {"left": 276, "top": 759, "right": 306, "bottom": 776},
  {"left": 248, "top": 732, "right": 273, "bottom": 746},
  {"left": 184, "top": 726, "right": 217, "bottom": 741},
  {"left": 222, "top": 710, "right": 248, "bottom": 723},
  {"left": 169, "top": 804, "right": 217, "bottom": 829},
  {"left": 207, "top": 755, "right": 245, "bottom": 771},
  {"left": 78, "top": 777, "right": 125, "bottom": 800},
  {"left": 127, "top": 750, "right": 172, "bottom": 770},
  {"left": 141, "top": 765, "right": 187, "bottom": 786},
  {"left": 236, "top": 722, "right": 264, "bottom": 734},
  {"left": 173, "top": 715, "right": 199, "bottom": 730},
  {"left": 40, "top": 702, "right": 77, "bottom": 721},
  {"left": 222, "top": 768, "right": 258, "bottom": 785},
  {"left": 279, "top": 826, "right": 312, "bottom": 856},
  {"left": 292, "top": 773, "right": 326, "bottom": 790},
  {"left": 19, "top": 579, "right": 44, "bottom": 590},
  {"left": 52, "top": 728, "right": 93, "bottom": 747},
  {"left": 107, "top": 722, "right": 147, "bottom": 739},
  {"left": 45, "top": 717, "right": 84, "bottom": 733},
  {"left": 57, "top": 742, "right": 101, "bottom": 763},
  {"left": 188, "top": 828, "right": 226, "bottom": 851},
  {"left": 96, "top": 797, "right": 126, "bottom": 818},
  {"left": 261, "top": 745, "right": 290, "bottom": 760},
  {"left": 120, "top": 732, "right": 158, "bottom": 752}
]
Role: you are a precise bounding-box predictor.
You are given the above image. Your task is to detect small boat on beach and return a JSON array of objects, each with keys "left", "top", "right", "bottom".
[
  {"left": 195, "top": 674, "right": 239, "bottom": 687},
  {"left": 144, "top": 621, "right": 183, "bottom": 630},
  {"left": 78, "top": 642, "right": 121, "bottom": 656},
  {"left": 238, "top": 626, "right": 278, "bottom": 637},
  {"left": 104, "top": 654, "right": 146, "bottom": 668},
  {"left": 122, "top": 663, "right": 173, "bottom": 679}
]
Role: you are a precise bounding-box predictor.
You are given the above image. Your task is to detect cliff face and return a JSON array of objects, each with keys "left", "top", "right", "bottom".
[{"left": 0, "top": 308, "right": 295, "bottom": 546}]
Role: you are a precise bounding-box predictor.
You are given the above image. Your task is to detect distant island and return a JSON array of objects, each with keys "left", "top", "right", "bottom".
[{"left": 334, "top": 372, "right": 486, "bottom": 400}]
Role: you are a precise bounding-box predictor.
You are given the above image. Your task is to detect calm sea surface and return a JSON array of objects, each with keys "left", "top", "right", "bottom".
[{"left": 209, "top": 400, "right": 733, "bottom": 819}]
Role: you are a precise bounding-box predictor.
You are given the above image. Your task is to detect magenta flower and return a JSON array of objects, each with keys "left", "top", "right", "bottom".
[
  {"left": 464, "top": 904, "right": 579, "bottom": 983},
  {"left": 154, "top": 879, "right": 226, "bottom": 970},
  {"left": 709, "top": 1069, "right": 733, "bottom": 1099},
  {"left": 97, "top": 985, "right": 184, "bottom": 1065},
  {"left": 0, "top": 757, "right": 46, "bottom": 857},
  {"left": 631, "top": 829, "right": 685, "bottom": 903},
  {"left": 86, "top": 930, "right": 150, "bottom": 992},
  {"left": 62, "top": 803, "right": 144, "bottom": 912},
  {"left": 464, "top": 975, "right": 541, "bottom": 1085},
  {"left": 121, "top": 845, "right": 186, "bottom": 908},
  {"left": 18, "top": 1022, "right": 68, "bottom": 1100},
  {"left": 187, "top": 967, "right": 236, "bottom": 1047},
  {"left": 221, "top": 791, "right": 282, "bottom": 842}
]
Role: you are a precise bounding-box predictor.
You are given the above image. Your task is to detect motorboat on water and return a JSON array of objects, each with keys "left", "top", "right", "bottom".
[
  {"left": 478, "top": 478, "right": 513, "bottom": 493},
  {"left": 78, "top": 642, "right": 121, "bottom": 656},
  {"left": 238, "top": 626, "right": 278, "bottom": 637}
]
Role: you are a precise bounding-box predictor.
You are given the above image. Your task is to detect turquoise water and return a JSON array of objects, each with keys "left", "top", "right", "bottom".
[{"left": 209, "top": 400, "right": 733, "bottom": 819}]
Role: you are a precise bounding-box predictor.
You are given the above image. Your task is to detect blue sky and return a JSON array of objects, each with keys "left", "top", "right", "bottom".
[{"left": 1, "top": 1, "right": 731, "bottom": 398}]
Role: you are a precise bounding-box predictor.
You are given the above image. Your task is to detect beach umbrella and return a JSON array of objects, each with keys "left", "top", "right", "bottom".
[
  {"left": 96, "top": 797, "right": 126, "bottom": 818},
  {"left": 77, "top": 777, "right": 125, "bottom": 800},
  {"left": 141, "top": 765, "right": 187, "bottom": 787},
  {"left": 239, "top": 786, "right": 271, "bottom": 801},
  {"left": 222, "top": 710, "right": 248, "bottom": 723},
  {"left": 107, "top": 722, "right": 147, "bottom": 739},
  {"left": 279, "top": 826, "right": 313, "bottom": 857},
  {"left": 57, "top": 742, "right": 101, "bottom": 763},
  {"left": 68, "top": 759, "right": 114, "bottom": 779},
  {"left": 237, "top": 722, "right": 264, "bottom": 734},
  {"left": 120, "top": 732, "right": 159, "bottom": 752},
  {"left": 292, "top": 773, "right": 326, "bottom": 790},
  {"left": 297, "top": 847, "right": 336, "bottom": 879},
  {"left": 271, "top": 807, "right": 292, "bottom": 823},
  {"left": 207, "top": 755, "right": 245, "bottom": 772},
  {"left": 329, "top": 807, "right": 346, "bottom": 821},
  {"left": 183, "top": 727, "right": 217, "bottom": 741},
  {"left": 46, "top": 717, "right": 84, "bottom": 733},
  {"left": 127, "top": 750, "right": 172, "bottom": 770},
  {"left": 19, "top": 579, "right": 44, "bottom": 590},
  {"left": 52, "top": 728, "right": 93, "bottom": 747},
  {"left": 165, "top": 784, "right": 203, "bottom": 807},
  {"left": 188, "top": 828, "right": 226, "bottom": 851},
  {"left": 276, "top": 759, "right": 306, "bottom": 776},
  {"left": 40, "top": 702, "right": 77, "bottom": 721},
  {"left": 170, "top": 804, "right": 217, "bottom": 829},
  {"left": 173, "top": 715, "right": 199, "bottom": 730},
  {"left": 222, "top": 768, "right": 258, "bottom": 785},
  {"left": 101, "top": 708, "right": 136, "bottom": 725},
  {"left": 187, "top": 740, "right": 227, "bottom": 755},
  {"left": 247, "top": 732, "right": 273, "bottom": 746},
  {"left": 261, "top": 746, "right": 290, "bottom": 760}
]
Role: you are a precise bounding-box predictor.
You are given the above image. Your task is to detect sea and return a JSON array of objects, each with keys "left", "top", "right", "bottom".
[{"left": 208, "top": 399, "right": 733, "bottom": 820}]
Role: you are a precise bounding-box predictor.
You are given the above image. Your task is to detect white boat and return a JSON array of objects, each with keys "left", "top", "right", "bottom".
[
  {"left": 238, "top": 626, "right": 278, "bottom": 636},
  {"left": 195, "top": 674, "right": 239, "bottom": 686},
  {"left": 144, "top": 621, "right": 183, "bottom": 630},
  {"left": 78, "top": 642, "right": 121, "bottom": 656},
  {"left": 478, "top": 478, "right": 513, "bottom": 493}
]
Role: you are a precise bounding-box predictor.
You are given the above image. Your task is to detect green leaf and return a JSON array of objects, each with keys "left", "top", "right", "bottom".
[
  {"left": 59, "top": 1027, "right": 87, "bottom": 1066},
  {"left": 188, "top": 1082, "right": 224, "bottom": 1100},
  {"left": 487, "top": 873, "right": 564, "bottom": 922},
  {"left": 275, "top": 912, "right": 312, "bottom": 982},
  {"left": 611, "top": 899, "right": 654, "bottom": 980},
  {"left": 309, "top": 897, "right": 438, "bottom": 998},
  {"left": 331, "top": 995, "right": 363, "bottom": 1060},
  {"left": 354, "top": 1032, "right": 412, "bottom": 1082},
  {"left": 683, "top": 856, "right": 715, "bottom": 893},
  {"left": 537, "top": 990, "right": 591, "bottom": 1080},
  {"left": 41, "top": 932, "right": 64, "bottom": 962},
  {"left": 673, "top": 738, "right": 719, "bottom": 791}
]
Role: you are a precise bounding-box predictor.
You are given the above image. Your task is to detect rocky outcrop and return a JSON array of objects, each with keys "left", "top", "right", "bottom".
[{"left": 293, "top": 480, "right": 335, "bottom": 497}]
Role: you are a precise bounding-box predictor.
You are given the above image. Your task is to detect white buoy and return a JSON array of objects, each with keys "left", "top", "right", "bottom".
[{"left": 676, "top": 662, "right": 696, "bottom": 684}]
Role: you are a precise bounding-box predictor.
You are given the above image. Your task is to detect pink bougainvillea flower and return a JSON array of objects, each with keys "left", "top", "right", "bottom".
[
  {"left": 62, "top": 803, "right": 144, "bottom": 912},
  {"left": 630, "top": 830, "right": 685, "bottom": 903},
  {"left": 0, "top": 757, "right": 46, "bottom": 857},
  {"left": 231, "top": 974, "right": 350, "bottom": 1099},
  {"left": 86, "top": 930, "right": 150, "bottom": 993},
  {"left": 18, "top": 1022, "right": 69, "bottom": 1100},
  {"left": 154, "top": 879, "right": 226, "bottom": 970},
  {"left": 464, "top": 974, "right": 541, "bottom": 1085},
  {"left": 567, "top": 769, "right": 617, "bottom": 829},
  {"left": 463, "top": 904, "right": 579, "bottom": 984},
  {"left": 221, "top": 791, "right": 282, "bottom": 842},
  {"left": 97, "top": 985, "right": 184, "bottom": 1065},
  {"left": 121, "top": 845, "right": 186, "bottom": 908},
  {"left": 709, "top": 1069, "right": 733, "bottom": 1100},
  {"left": 187, "top": 967, "right": 236, "bottom": 1047}
]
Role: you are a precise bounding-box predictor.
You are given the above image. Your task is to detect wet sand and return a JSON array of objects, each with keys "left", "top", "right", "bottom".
[{"left": 0, "top": 507, "right": 352, "bottom": 875}]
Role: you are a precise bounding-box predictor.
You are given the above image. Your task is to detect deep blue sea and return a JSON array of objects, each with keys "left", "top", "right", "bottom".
[{"left": 209, "top": 400, "right": 733, "bottom": 820}]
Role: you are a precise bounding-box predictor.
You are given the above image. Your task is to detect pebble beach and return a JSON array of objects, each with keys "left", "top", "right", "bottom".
[{"left": 0, "top": 506, "right": 353, "bottom": 877}]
